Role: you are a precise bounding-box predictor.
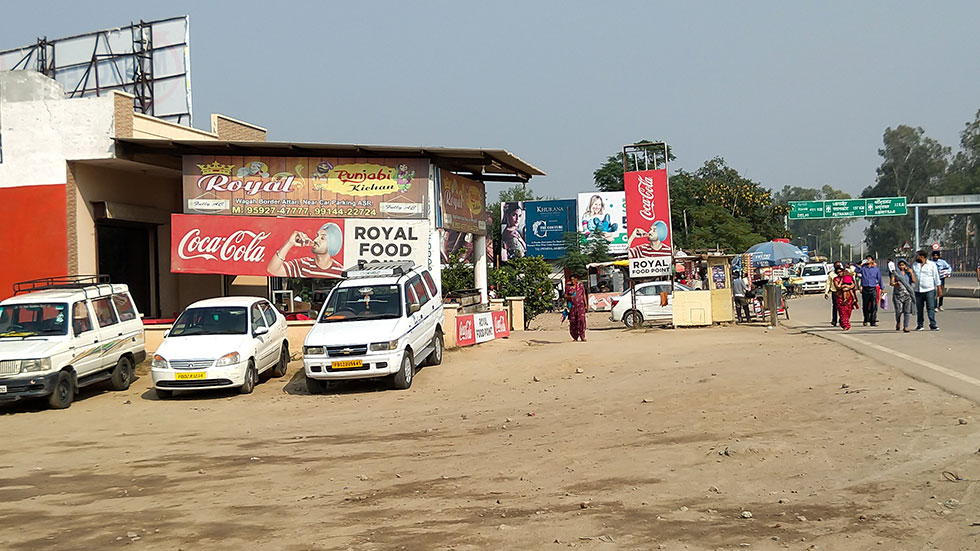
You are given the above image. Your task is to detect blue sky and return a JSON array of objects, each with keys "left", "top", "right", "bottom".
[{"left": 3, "top": 0, "right": 979, "bottom": 220}]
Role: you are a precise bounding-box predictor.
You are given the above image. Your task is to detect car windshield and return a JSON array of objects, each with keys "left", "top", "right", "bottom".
[
  {"left": 802, "top": 266, "right": 826, "bottom": 276},
  {"left": 169, "top": 307, "right": 248, "bottom": 337},
  {"left": 319, "top": 284, "right": 402, "bottom": 323},
  {"left": 0, "top": 303, "right": 68, "bottom": 337}
]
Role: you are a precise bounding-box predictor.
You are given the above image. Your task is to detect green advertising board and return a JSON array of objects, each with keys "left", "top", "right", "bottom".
[{"left": 788, "top": 197, "right": 907, "bottom": 220}]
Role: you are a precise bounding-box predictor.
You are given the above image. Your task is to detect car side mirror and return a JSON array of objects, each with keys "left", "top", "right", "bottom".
[
  {"left": 409, "top": 304, "right": 421, "bottom": 314},
  {"left": 254, "top": 326, "right": 269, "bottom": 336}
]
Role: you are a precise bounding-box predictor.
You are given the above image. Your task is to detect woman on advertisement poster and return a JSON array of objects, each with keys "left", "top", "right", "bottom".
[
  {"left": 501, "top": 202, "right": 527, "bottom": 261},
  {"left": 581, "top": 194, "right": 619, "bottom": 241}
]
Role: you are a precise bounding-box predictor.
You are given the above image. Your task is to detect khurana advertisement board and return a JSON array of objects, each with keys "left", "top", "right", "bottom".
[
  {"left": 182, "top": 156, "right": 430, "bottom": 219},
  {"left": 524, "top": 199, "right": 576, "bottom": 259},
  {"left": 577, "top": 192, "right": 627, "bottom": 254},
  {"left": 624, "top": 169, "right": 673, "bottom": 277},
  {"left": 171, "top": 214, "right": 430, "bottom": 278}
]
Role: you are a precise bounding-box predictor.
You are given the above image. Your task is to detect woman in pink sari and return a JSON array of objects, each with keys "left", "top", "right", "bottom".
[
  {"left": 564, "top": 275, "right": 587, "bottom": 342},
  {"left": 833, "top": 267, "right": 858, "bottom": 331}
]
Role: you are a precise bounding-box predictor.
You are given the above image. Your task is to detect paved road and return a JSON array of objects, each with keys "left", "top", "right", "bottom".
[{"left": 783, "top": 293, "right": 980, "bottom": 402}]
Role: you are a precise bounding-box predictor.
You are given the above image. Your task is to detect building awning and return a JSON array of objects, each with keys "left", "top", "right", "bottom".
[{"left": 114, "top": 138, "right": 545, "bottom": 183}]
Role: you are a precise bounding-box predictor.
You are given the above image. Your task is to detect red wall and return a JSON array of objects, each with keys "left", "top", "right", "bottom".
[{"left": 0, "top": 184, "right": 68, "bottom": 300}]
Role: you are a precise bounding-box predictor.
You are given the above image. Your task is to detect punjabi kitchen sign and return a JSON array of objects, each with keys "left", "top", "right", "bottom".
[
  {"left": 182, "top": 156, "right": 429, "bottom": 219},
  {"left": 436, "top": 169, "right": 486, "bottom": 235},
  {"left": 171, "top": 214, "right": 429, "bottom": 279}
]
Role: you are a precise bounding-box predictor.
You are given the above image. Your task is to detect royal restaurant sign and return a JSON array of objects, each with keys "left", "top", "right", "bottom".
[{"left": 182, "top": 156, "right": 430, "bottom": 219}]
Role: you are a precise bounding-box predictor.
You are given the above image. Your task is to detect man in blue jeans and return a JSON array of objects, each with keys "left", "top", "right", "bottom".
[
  {"left": 912, "top": 249, "right": 942, "bottom": 331},
  {"left": 856, "top": 256, "right": 882, "bottom": 326}
]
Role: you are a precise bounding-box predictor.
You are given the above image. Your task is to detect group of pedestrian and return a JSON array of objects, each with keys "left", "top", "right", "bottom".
[{"left": 825, "top": 250, "right": 947, "bottom": 332}]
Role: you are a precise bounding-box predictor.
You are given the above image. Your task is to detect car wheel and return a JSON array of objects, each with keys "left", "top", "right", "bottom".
[
  {"left": 272, "top": 344, "right": 289, "bottom": 378},
  {"left": 425, "top": 331, "right": 443, "bottom": 367},
  {"left": 47, "top": 371, "right": 74, "bottom": 409},
  {"left": 306, "top": 376, "right": 326, "bottom": 395},
  {"left": 239, "top": 360, "right": 257, "bottom": 395},
  {"left": 155, "top": 388, "right": 174, "bottom": 399},
  {"left": 391, "top": 352, "right": 414, "bottom": 390},
  {"left": 109, "top": 356, "right": 133, "bottom": 391},
  {"left": 624, "top": 310, "right": 643, "bottom": 329}
]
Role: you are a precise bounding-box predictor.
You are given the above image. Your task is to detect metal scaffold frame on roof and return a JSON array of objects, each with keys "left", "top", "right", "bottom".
[{"left": 0, "top": 16, "right": 193, "bottom": 125}]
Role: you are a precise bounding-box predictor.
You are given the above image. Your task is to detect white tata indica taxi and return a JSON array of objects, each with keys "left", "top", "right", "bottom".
[{"left": 151, "top": 297, "right": 289, "bottom": 398}]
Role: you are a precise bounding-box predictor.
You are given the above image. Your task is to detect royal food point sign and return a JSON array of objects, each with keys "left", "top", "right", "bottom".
[
  {"left": 182, "top": 156, "right": 429, "bottom": 219},
  {"left": 624, "top": 169, "right": 673, "bottom": 278},
  {"left": 171, "top": 214, "right": 429, "bottom": 279}
]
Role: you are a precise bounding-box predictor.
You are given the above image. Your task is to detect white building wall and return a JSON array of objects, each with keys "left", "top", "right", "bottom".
[{"left": 0, "top": 71, "right": 115, "bottom": 189}]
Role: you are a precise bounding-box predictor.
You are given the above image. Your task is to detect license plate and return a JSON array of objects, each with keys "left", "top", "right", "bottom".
[
  {"left": 0, "top": 385, "right": 6, "bottom": 393},
  {"left": 331, "top": 360, "right": 363, "bottom": 369},
  {"left": 175, "top": 372, "right": 206, "bottom": 380}
]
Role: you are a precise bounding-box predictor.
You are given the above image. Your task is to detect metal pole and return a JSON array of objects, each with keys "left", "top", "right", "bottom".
[{"left": 914, "top": 206, "right": 920, "bottom": 252}]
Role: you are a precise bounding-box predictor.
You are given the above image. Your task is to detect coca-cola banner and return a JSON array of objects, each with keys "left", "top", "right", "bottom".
[
  {"left": 624, "top": 169, "right": 673, "bottom": 278},
  {"left": 455, "top": 310, "right": 510, "bottom": 347},
  {"left": 171, "top": 214, "right": 429, "bottom": 279},
  {"left": 182, "top": 156, "right": 429, "bottom": 219},
  {"left": 436, "top": 169, "right": 486, "bottom": 235}
]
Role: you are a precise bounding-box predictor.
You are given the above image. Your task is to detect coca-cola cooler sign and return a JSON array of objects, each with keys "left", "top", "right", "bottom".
[
  {"left": 171, "top": 214, "right": 429, "bottom": 278},
  {"left": 455, "top": 311, "right": 510, "bottom": 347}
]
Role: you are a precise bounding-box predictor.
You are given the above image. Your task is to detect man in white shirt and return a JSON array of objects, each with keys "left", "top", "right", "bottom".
[{"left": 911, "top": 250, "right": 942, "bottom": 331}]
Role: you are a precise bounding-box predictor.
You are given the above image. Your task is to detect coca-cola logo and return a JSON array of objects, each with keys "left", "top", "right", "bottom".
[
  {"left": 637, "top": 175, "right": 656, "bottom": 221},
  {"left": 458, "top": 319, "right": 474, "bottom": 341},
  {"left": 494, "top": 316, "right": 506, "bottom": 332},
  {"left": 178, "top": 229, "right": 271, "bottom": 263}
]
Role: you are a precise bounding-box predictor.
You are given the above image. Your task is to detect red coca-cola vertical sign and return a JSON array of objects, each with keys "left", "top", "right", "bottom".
[{"left": 624, "top": 169, "right": 672, "bottom": 277}]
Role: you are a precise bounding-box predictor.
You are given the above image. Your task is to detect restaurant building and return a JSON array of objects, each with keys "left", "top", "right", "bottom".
[{"left": 0, "top": 70, "right": 543, "bottom": 317}]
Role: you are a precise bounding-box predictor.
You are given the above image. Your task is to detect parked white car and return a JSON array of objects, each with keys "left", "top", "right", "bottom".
[
  {"left": 797, "top": 263, "right": 829, "bottom": 293},
  {"left": 303, "top": 262, "right": 443, "bottom": 393},
  {"left": 0, "top": 276, "right": 145, "bottom": 409},
  {"left": 610, "top": 281, "right": 692, "bottom": 328},
  {"left": 151, "top": 297, "right": 289, "bottom": 398}
]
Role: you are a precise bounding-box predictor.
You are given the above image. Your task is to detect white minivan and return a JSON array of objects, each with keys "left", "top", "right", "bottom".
[
  {"left": 302, "top": 262, "right": 443, "bottom": 392},
  {"left": 0, "top": 276, "right": 145, "bottom": 409},
  {"left": 150, "top": 297, "right": 290, "bottom": 398}
]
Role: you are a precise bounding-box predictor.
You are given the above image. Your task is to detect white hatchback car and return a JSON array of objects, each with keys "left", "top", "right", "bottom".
[
  {"left": 151, "top": 297, "right": 289, "bottom": 398},
  {"left": 610, "top": 281, "right": 692, "bottom": 328},
  {"left": 303, "top": 262, "right": 443, "bottom": 393}
]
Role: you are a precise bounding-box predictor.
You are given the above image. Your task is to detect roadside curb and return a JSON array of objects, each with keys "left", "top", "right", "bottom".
[{"left": 782, "top": 317, "right": 980, "bottom": 404}]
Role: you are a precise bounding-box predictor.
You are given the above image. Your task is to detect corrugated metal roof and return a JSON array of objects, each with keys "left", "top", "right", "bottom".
[{"left": 114, "top": 138, "right": 545, "bottom": 183}]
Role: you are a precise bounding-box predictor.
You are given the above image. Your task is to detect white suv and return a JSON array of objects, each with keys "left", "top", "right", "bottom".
[
  {"left": 303, "top": 262, "right": 443, "bottom": 392},
  {"left": 151, "top": 297, "right": 290, "bottom": 398},
  {"left": 0, "top": 276, "right": 145, "bottom": 409}
]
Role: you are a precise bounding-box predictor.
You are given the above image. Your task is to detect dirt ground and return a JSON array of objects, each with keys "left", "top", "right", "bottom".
[{"left": 3, "top": 315, "right": 980, "bottom": 550}]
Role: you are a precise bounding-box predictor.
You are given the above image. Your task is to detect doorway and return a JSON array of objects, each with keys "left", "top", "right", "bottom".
[{"left": 96, "top": 224, "right": 156, "bottom": 317}]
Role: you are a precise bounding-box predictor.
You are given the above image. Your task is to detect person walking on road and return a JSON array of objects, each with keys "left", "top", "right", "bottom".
[
  {"left": 824, "top": 261, "right": 842, "bottom": 327},
  {"left": 931, "top": 250, "right": 952, "bottom": 311},
  {"left": 912, "top": 250, "right": 942, "bottom": 331},
  {"left": 890, "top": 259, "right": 916, "bottom": 333},
  {"left": 834, "top": 266, "right": 858, "bottom": 331},
  {"left": 565, "top": 275, "right": 587, "bottom": 342},
  {"left": 732, "top": 272, "right": 752, "bottom": 323},
  {"left": 857, "top": 256, "right": 882, "bottom": 326}
]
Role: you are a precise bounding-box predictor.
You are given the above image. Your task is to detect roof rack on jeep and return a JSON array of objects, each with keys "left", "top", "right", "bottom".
[
  {"left": 13, "top": 275, "right": 112, "bottom": 298},
  {"left": 341, "top": 261, "right": 416, "bottom": 279}
]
